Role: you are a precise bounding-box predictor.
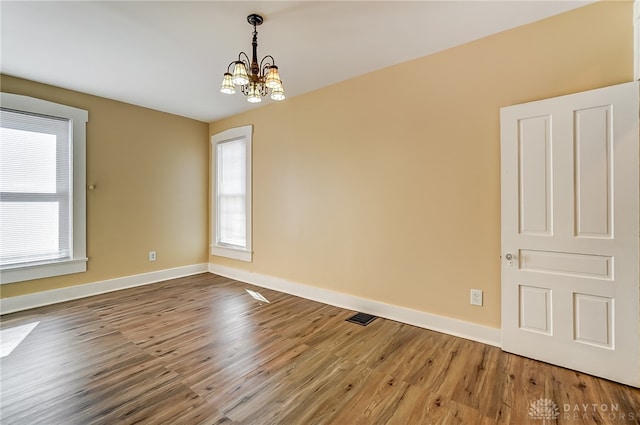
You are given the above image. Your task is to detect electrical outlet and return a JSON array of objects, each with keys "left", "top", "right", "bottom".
[
  {"left": 470, "top": 289, "right": 483, "bottom": 306},
  {"left": 148, "top": 251, "right": 156, "bottom": 262}
]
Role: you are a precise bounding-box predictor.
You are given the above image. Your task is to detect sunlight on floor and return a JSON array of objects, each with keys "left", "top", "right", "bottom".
[
  {"left": 245, "top": 289, "right": 270, "bottom": 303},
  {"left": 0, "top": 321, "right": 39, "bottom": 358}
]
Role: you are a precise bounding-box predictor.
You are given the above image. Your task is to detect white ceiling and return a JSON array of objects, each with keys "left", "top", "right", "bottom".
[{"left": 1, "top": 1, "right": 593, "bottom": 122}]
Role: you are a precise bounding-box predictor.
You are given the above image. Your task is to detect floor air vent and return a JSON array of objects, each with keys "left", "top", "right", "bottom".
[{"left": 346, "top": 312, "right": 377, "bottom": 326}]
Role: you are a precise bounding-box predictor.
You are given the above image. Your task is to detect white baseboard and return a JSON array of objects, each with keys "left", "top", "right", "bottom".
[
  {"left": 2, "top": 262, "right": 501, "bottom": 347},
  {"left": 1, "top": 263, "right": 209, "bottom": 315},
  {"left": 208, "top": 263, "right": 501, "bottom": 347}
]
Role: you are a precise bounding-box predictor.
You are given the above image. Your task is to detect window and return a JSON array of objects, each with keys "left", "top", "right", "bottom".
[
  {"left": 211, "top": 125, "right": 252, "bottom": 262},
  {"left": 0, "top": 93, "right": 88, "bottom": 283}
]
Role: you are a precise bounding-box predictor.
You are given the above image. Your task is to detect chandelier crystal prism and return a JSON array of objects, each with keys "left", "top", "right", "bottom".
[{"left": 220, "top": 14, "right": 285, "bottom": 103}]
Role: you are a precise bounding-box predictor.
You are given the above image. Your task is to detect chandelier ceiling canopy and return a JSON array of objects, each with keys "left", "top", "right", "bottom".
[{"left": 220, "top": 14, "right": 284, "bottom": 103}]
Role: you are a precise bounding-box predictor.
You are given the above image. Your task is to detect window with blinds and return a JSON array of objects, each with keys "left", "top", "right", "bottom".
[
  {"left": 0, "top": 93, "right": 88, "bottom": 284},
  {"left": 211, "top": 125, "right": 252, "bottom": 262},
  {"left": 217, "top": 138, "right": 247, "bottom": 247},
  {"left": 0, "top": 110, "right": 71, "bottom": 266}
]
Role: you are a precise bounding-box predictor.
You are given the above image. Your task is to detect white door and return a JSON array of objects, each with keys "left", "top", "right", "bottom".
[{"left": 501, "top": 81, "right": 640, "bottom": 387}]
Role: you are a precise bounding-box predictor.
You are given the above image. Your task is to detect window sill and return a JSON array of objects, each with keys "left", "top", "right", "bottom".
[
  {"left": 0, "top": 258, "right": 88, "bottom": 284},
  {"left": 210, "top": 245, "right": 252, "bottom": 262}
]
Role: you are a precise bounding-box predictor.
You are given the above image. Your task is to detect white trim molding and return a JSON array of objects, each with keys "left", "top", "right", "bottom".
[
  {"left": 635, "top": 0, "right": 640, "bottom": 80},
  {"left": 210, "top": 245, "right": 252, "bottom": 262},
  {"left": 211, "top": 125, "right": 253, "bottom": 263},
  {"left": 0, "top": 263, "right": 209, "bottom": 314},
  {"left": 0, "top": 92, "right": 89, "bottom": 284},
  {"left": 208, "top": 263, "right": 501, "bottom": 347}
]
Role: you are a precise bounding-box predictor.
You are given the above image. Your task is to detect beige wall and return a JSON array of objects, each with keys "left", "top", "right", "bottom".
[
  {"left": 1, "top": 75, "right": 209, "bottom": 298},
  {"left": 210, "top": 1, "right": 634, "bottom": 329}
]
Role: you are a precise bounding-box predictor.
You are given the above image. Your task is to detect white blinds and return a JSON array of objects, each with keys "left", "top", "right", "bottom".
[
  {"left": 217, "top": 138, "right": 246, "bottom": 248},
  {"left": 0, "top": 109, "right": 71, "bottom": 266}
]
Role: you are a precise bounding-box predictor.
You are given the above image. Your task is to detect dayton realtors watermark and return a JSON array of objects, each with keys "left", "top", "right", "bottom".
[
  {"left": 563, "top": 403, "right": 637, "bottom": 421},
  {"left": 529, "top": 398, "right": 638, "bottom": 422}
]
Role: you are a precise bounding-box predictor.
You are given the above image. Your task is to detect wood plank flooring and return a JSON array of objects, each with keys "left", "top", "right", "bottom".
[{"left": 1, "top": 273, "right": 639, "bottom": 424}]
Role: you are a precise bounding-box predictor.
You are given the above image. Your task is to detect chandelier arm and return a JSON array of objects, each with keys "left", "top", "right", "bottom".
[
  {"left": 237, "top": 52, "right": 251, "bottom": 67},
  {"left": 240, "top": 85, "right": 250, "bottom": 96},
  {"left": 259, "top": 84, "right": 268, "bottom": 96},
  {"left": 259, "top": 55, "right": 276, "bottom": 69},
  {"left": 226, "top": 61, "right": 237, "bottom": 73},
  {"left": 260, "top": 64, "right": 270, "bottom": 79}
]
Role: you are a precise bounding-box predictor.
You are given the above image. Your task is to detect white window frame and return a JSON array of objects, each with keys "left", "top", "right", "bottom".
[
  {"left": 0, "top": 93, "right": 88, "bottom": 284},
  {"left": 211, "top": 125, "right": 252, "bottom": 262}
]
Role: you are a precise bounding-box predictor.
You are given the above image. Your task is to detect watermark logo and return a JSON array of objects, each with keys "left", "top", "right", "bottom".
[
  {"left": 528, "top": 398, "right": 560, "bottom": 423},
  {"left": 527, "top": 398, "right": 638, "bottom": 422}
]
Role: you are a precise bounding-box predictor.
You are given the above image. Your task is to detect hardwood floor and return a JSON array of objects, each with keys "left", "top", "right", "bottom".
[{"left": 1, "top": 273, "right": 639, "bottom": 424}]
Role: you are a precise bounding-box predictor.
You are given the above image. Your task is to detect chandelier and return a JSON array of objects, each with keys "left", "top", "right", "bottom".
[{"left": 220, "top": 14, "right": 285, "bottom": 103}]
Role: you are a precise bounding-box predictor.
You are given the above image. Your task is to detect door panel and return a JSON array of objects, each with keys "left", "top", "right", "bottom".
[
  {"left": 500, "top": 81, "right": 639, "bottom": 387},
  {"left": 519, "top": 285, "right": 552, "bottom": 335},
  {"left": 574, "top": 105, "right": 612, "bottom": 238},
  {"left": 518, "top": 114, "right": 552, "bottom": 235},
  {"left": 573, "top": 293, "right": 613, "bottom": 349}
]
